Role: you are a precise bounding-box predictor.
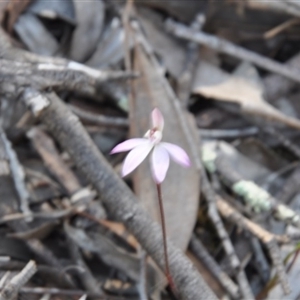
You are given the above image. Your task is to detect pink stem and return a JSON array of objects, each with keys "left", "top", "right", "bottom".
[{"left": 156, "top": 183, "right": 177, "bottom": 295}]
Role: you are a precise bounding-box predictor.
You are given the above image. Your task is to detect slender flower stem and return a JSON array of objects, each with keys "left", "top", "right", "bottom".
[{"left": 156, "top": 183, "right": 177, "bottom": 295}]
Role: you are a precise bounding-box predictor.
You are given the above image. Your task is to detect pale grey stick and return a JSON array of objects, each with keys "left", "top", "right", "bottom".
[
  {"left": 68, "top": 104, "right": 129, "bottom": 128},
  {"left": 0, "top": 260, "right": 36, "bottom": 300},
  {"left": 189, "top": 234, "right": 240, "bottom": 299},
  {"left": 0, "top": 127, "right": 32, "bottom": 219},
  {"left": 166, "top": 19, "right": 300, "bottom": 84}
]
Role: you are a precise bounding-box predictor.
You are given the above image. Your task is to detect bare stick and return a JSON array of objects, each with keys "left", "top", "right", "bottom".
[
  {"left": 138, "top": 249, "right": 148, "bottom": 300},
  {"left": 216, "top": 196, "right": 290, "bottom": 294},
  {"left": 199, "top": 155, "right": 254, "bottom": 300},
  {"left": 0, "top": 127, "right": 32, "bottom": 219},
  {"left": 68, "top": 104, "right": 129, "bottom": 128},
  {"left": 199, "top": 127, "right": 258, "bottom": 139},
  {"left": 27, "top": 127, "right": 81, "bottom": 195},
  {"left": 0, "top": 260, "right": 36, "bottom": 300},
  {"left": 165, "top": 19, "right": 300, "bottom": 84},
  {"left": 189, "top": 234, "right": 240, "bottom": 299},
  {"left": 177, "top": 13, "right": 206, "bottom": 104},
  {"left": 21, "top": 88, "right": 217, "bottom": 300},
  {"left": 19, "top": 287, "right": 130, "bottom": 299}
]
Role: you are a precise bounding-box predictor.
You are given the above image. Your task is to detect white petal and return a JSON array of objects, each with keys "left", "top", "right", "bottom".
[
  {"left": 122, "top": 142, "right": 153, "bottom": 177},
  {"left": 151, "top": 145, "right": 170, "bottom": 183},
  {"left": 161, "top": 142, "right": 190, "bottom": 167},
  {"left": 110, "top": 138, "right": 148, "bottom": 154},
  {"left": 151, "top": 108, "right": 164, "bottom": 131}
]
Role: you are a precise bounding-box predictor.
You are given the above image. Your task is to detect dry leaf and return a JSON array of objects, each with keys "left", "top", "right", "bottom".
[
  {"left": 193, "top": 62, "right": 300, "bottom": 130},
  {"left": 131, "top": 41, "right": 200, "bottom": 251}
]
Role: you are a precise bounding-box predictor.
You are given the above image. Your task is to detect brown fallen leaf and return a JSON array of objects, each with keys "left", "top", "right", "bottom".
[
  {"left": 193, "top": 61, "right": 300, "bottom": 130},
  {"left": 131, "top": 32, "right": 200, "bottom": 251}
]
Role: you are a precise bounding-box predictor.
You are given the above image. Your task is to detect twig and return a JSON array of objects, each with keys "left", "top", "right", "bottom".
[
  {"left": 66, "top": 234, "right": 103, "bottom": 295},
  {"left": 263, "top": 18, "right": 300, "bottom": 39},
  {"left": 0, "top": 126, "right": 32, "bottom": 219},
  {"left": 189, "top": 234, "right": 240, "bottom": 299},
  {"left": 165, "top": 19, "right": 300, "bottom": 84},
  {"left": 216, "top": 194, "right": 290, "bottom": 294},
  {"left": 199, "top": 127, "right": 258, "bottom": 139},
  {"left": 249, "top": 236, "right": 270, "bottom": 282},
  {"left": 19, "top": 287, "right": 134, "bottom": 299},
  {"left": 177, "top": 13, "right": 206, "bottom": 104},
  {"left": 0, "top": 260, "right": 36, "bottom": 300},
  {"left": 198, "top": 133, "right": 254, "bottom": 298},
  {"left": 138, "top": 250, "right": 148, "bottom": 300},
  {"left": 64, "top": 221, "right": 142, "bottom": 283},
  {"left": 216, "top": 197, "right": 289, "bottom": 245},
  {"left": 263, "top": 52, "right": 300, "bottom": 102},
  {"left": 246, "top": 0, "right": 300, "bottom": 18},
  {"left": 265, "top": 240, "right": 291, "bottom": 295},
  {"left": 0, "top": 273, "right": 10, "bottom": 290},
  {"left": 0, "top": 209, "right": 73, "bottom": 224},
  {"left": 69, "top": 104, "right": 129, "bottom": 128},
  {"left": 27, "top": 127, "right": 81, "bottom": 195},
  {"left": 276, "top": 165, "right": 300, "bottom": 204},
  {"left": 21, "top": 88, "right": 217, "bottom": 300},
  {"left": 261, "top": 126, "right": 300, "bottom": 160},
  {"left": 213, "top": 152, "right": 300, "bottom": 227},
  {"left": 199, "top": 151, "right": 254, "bottom": 299}
]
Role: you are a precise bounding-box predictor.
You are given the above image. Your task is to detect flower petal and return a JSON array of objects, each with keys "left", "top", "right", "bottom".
[
  {"left": 122, "top": 142, "right": 153, "bottom": 177},
  {"left": 151, "top": 108, "right": 164, "bottom": 131},
  {"left": 161, "top": 142, "right": 191, "bottom": 167},
  {"left": 110, "top": 138, "right": 148, "bottom": 154},
  {"left": 151, "top": 145, "right": 170, "bottom": 183}
]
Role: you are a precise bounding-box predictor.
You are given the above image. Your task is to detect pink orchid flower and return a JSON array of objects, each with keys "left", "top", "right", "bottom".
[{"left": 110, "top": 108, "right": 190, "bottom": 183}]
